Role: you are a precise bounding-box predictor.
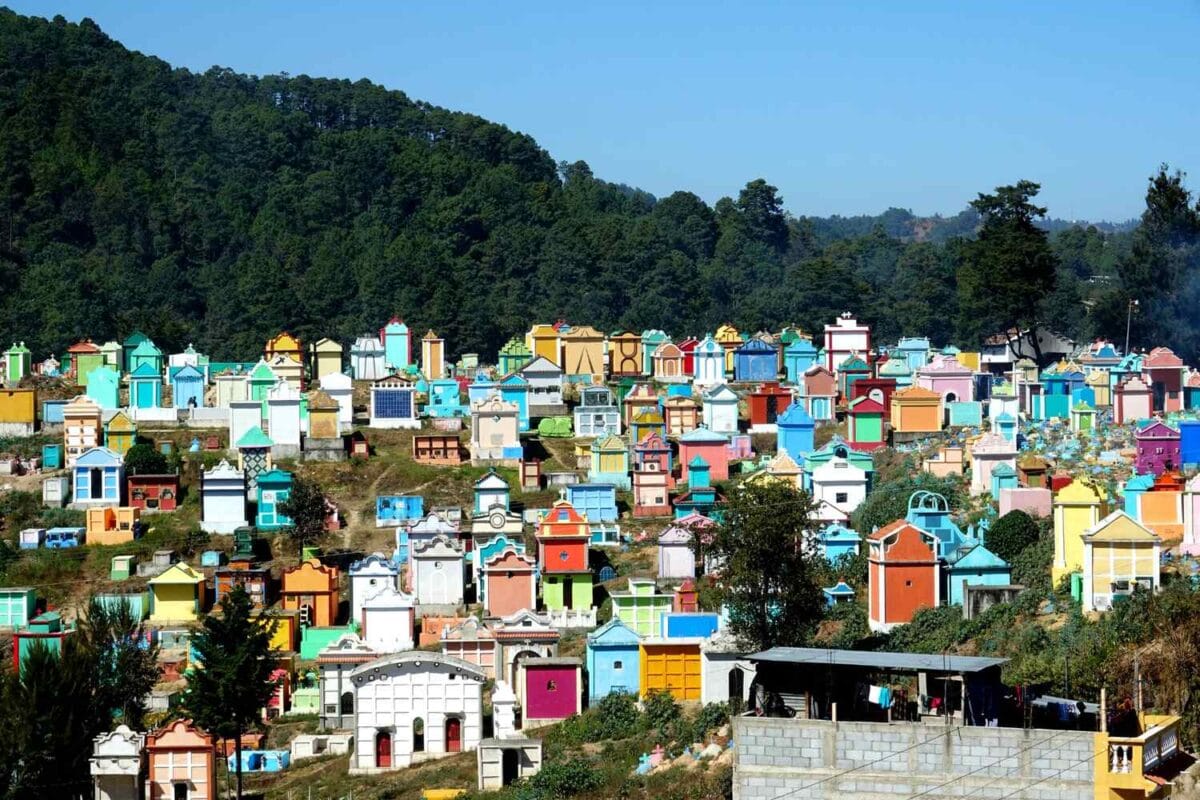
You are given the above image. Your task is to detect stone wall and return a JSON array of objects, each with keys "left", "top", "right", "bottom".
[{"left": 733, "top": 716, "right": 1097, "bottom": 800}]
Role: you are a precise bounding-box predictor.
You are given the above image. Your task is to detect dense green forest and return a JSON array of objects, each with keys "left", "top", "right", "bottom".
[{"left": 2, "top": 9, "right": 1200, "bottom": 363}]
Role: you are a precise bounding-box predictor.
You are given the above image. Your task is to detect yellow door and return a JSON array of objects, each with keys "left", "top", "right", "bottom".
[{"left": 640, "top": 645, "right": 700, "bottom": 701}]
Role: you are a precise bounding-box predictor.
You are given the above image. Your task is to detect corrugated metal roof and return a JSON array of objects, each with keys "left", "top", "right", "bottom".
[{"left": 748, "top": 647, "right": 1007, "bottom": 673}]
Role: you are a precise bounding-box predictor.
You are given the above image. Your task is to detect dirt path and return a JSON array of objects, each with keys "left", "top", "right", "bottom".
[{"left": 340, "top": 465, "right": 443, "bottom": 549}]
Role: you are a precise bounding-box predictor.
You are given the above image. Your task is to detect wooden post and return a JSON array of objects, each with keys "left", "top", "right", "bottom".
[
  {"left": 1135, "top": 655, "right": 1143, "bottom": 714},
  {"left": 832, "top": 701, "right": 838, "bottom": 723},
  {"left": 1100, "top": 688, "right": 1107, "bottom": 732}
]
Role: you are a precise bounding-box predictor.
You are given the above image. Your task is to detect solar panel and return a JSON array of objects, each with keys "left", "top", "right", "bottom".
[{"left": 374, "top": 388, "right": 412, "bottom": 418}]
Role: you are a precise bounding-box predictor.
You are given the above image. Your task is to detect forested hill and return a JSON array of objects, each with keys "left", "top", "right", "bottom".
[{"left": 2, "top": 9, "right": 1198, "bottom": 362}]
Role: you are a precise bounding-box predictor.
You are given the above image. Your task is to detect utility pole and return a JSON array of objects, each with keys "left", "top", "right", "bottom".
[{"left": 1124, "top": 299, "right": 1139, "bottom": 356}]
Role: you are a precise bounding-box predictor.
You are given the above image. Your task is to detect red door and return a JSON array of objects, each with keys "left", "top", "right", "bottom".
[
  {"left": 446, "top": 717, "right": 462, "bottom": 753},
  {"left": 376, "top": 731, "right": 392, "bottom": 768}
]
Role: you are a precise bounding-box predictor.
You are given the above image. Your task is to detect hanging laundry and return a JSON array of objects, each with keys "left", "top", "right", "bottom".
[{"left": 868, "top": 685, "right": 885, "bottom": 705}]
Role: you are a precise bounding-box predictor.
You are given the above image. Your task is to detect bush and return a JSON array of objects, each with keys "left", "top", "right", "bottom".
[
  {"left": 987, "top": 510, "right": 1040, "bottom": 562},
  {"left": 0, "top": 491, "right": 42, "bottom": 533},
  {"left": 521, "top": 759, "right": 604, "bottom": 799},
  {"left": 123, "top": 443, "right": 169, "bottom": 476},
  {"left": 688, "top": 703, "right": 729, "bottom": 743},
  {"left": 643, "top": 690, "right": 681, "bottom": 737},
  {"left": 1010, "top": 528, "right": 1054, "bottom": 597},
  {"left": 554, "top": 691, "right": 643, "bottom": 745},
  {"left": 824, "top": 600, "right": 870, "bottom": 649}
]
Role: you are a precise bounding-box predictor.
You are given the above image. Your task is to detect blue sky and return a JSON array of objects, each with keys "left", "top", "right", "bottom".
[{"left": 10, "top": 1, "right": 1200, "bottom": 221}]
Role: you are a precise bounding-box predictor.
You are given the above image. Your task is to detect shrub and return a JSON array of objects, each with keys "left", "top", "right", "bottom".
[
  {"left": 824, "top": 600, "right": 870, "bottom": 649},
  {"left": 554, "top": 691, "right": 643, "bottom": 745},
  {"left": 643, "top": 690, "right": 681, "bottom": 738},
  {"left": 0, "top": 490, "right": 42, "bottom": 533},
  {"left": 987, "top": 510, "right": 1040, "bottom": 562},
  {"left": 123, "top": 443, "right": 169, "bottom": 476},
  {"left": 688, "top": 703, "right": 729, "bottom": 743},
  {"left": 521, "top": 759, "right": 604, "bottom": 798}
]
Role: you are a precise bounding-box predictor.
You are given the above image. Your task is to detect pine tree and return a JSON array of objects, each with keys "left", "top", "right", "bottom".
[
  {"left": 184, "top": 586, "right": 278, "bottom": 800},
  {"left": 76, "top": 596, "right": 160, "bottom": 729},
  {"left": 279, "top": 474, "right": 329, "bottom": 559}
]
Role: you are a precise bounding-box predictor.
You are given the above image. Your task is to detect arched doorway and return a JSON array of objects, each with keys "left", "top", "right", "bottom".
[
  {"left": 445, "top": 716, "right": 462, "bottom": 753},
  {"left": 728, "top": 667, "right": 745, "bottom": 714},
  {"left": 339, "top": 691, "right": 354, "bottom": 717},
  {"left": 375, "top": 731, "right": 392, "bottom": 768},
  {"left": 413, "top": 718, "right": 425, "bottom": 753}
]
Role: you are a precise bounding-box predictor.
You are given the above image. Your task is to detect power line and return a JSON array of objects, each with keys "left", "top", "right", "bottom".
[
  {"left": 761, "top": 725, "right": 960, "bottom": 800},
  {"left": 902, "top": 728, "right": 1076, "bottom": 800},
  {"left": 987, "top": 742, "right": 1106, "bottom": 800}
]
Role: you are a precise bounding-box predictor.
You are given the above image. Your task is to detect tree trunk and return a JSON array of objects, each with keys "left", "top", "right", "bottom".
[{"left": 235, "top": 726, "right": 243, "bottom": 800}]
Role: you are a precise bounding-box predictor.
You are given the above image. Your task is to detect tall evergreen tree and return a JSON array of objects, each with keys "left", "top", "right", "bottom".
[
  {"left": 701, "top": 481, "right": 825, "bottom": 650},
  {"left": 956, "top": 181, "right": 1059, "bottom": 360},
  {"left": 184, "top": 586, "right": 278, "bottom": 800}
]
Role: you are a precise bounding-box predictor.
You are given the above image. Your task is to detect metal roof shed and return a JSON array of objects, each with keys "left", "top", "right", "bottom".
[{"left": 746, "top": 647, "right": 1007, "bottom": 726}]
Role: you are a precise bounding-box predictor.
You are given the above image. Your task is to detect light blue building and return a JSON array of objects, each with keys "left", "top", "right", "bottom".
[
  {"left": 381, "top": 318, "right": 411, "bottom": 370},
  {"left": 641, "top": 330, "right": 669, "bottom": 376},
  {"left": 905, "top": 490, "right": 975, "bottom": 563},
  {"left": 674, "top": 457, "right": 722, "bottom": 520},
  {"left": 375, "top": 495, "right": 424, "bottom": 527},
  {"left": 878, "top": 356, "right": 913, "bottom": 388},
  {"left": 585, "top": 618, "right": 641, "bottom": 703},
  {"left": 0, "top": 587, "right": 37, "bottom": 628},
  {"left": 42, "top": 399, "right": 68, "bottom": 425},
  {"left": 498, "top": 373, "right": 531, "bottom": 431},
  {"left": 776, "top": 402, "right": 815, "bottom": 459},
  {"left": 992, "top": 411, "right": 1018, "bottom": 443},
  {"left": 72, "top": 446, "right": 123, "bottom": 507},
  {"left": 255, "top": 469, "right": 293, "bottom": 531},
  {"left": 895, "top": 337, "right": 931, "bottom": 372},
  {"left": 818, "top": 523, "right": 862, "bottom": 563},
  {"left": 822, "top": 581, "right": 855, "bottom": 609},
  {"left": 660, "top": 612, "right": 720, "bottom": 638},
  {"left": 565, "top": 483, "right": 621, "bottom": 545},
  {"left": 86, "top": 364, "right": 121, "bottom": 409},
  {"left": 783, "top": 338, "right": 819, "bottom": 385},
  {"left": 693, "top": 336, "right": 725, "bottom": 382},
  {"left": 1070, "top": 386, "right": 1096, "bottom": 409},
  {"left": 947, "top": 401, "right": 983, "bottom": 427},
  {"left": 990, "top": 463, "right": 1019, "bottom": 496},
  {"left": 1123, "top": 473, "right": 1156, "bottom": 516},
  {"left": 946, "top": 544, "right": 1012, "bottom": 606},
  {"left": 171, "top": 364, "right": 205, "bottom": 409},
  {"left": 733, "top": 338, "right": 778, "bottom": 383},
  {"left": 95, "top": 591, "right": 150, "bottom": 620},
  {"left": 424, "top": 378, "right": 468, "bottom": 418},
  {"left": 128, "top": 363, "right": 163, "bottom": 409},
  {"left": 467, "top": 373, "right": 497, "bottom": 406}
]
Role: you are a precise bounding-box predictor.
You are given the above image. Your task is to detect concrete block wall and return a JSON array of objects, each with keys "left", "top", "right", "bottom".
[{"left": 733, "top": 717, "right": 1096, "bottom": 800}]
